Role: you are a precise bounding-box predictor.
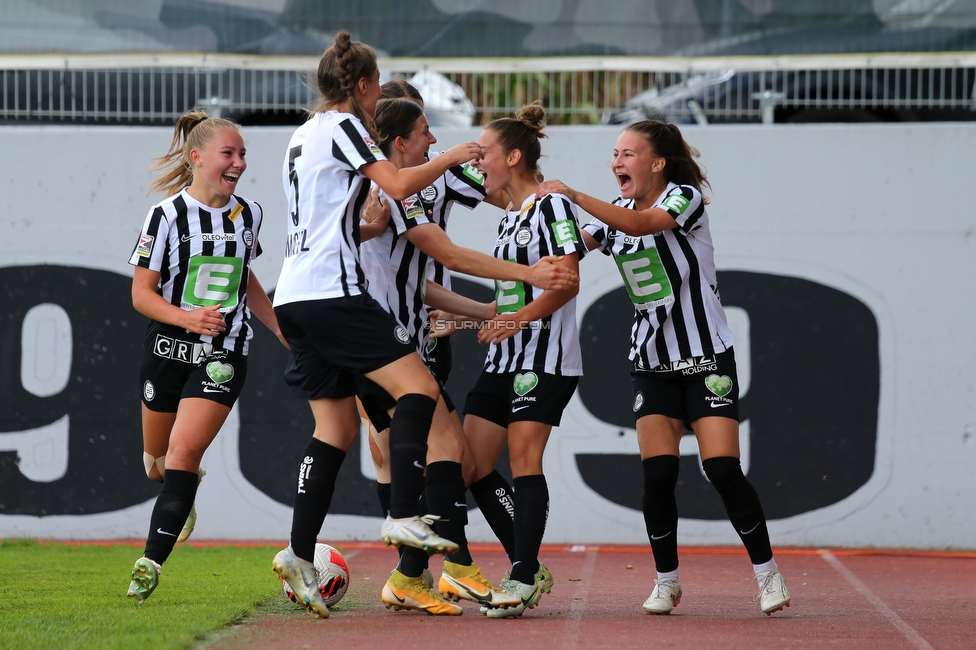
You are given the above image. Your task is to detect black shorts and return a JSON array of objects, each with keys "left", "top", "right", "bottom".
[
  {"left": 463, "top": 369, "right": 578, "bottom": 428},
  {"left": 140, "top": 323, "right": 247, "bottom": 412},
  {"left": 631, "top": 348, "right": 739, "bottom": 424},
  {"left": 423, "top": 334, "right": 452, "bottom": 385},
  {"left": 275, "top": 294, "right": 416, "bottom": 400},
  {"left": 356, "top": 374, "right": 456, "bottom": 432}
]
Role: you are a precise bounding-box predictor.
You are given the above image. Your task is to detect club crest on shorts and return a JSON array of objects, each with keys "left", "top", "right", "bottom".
[
  {"left": 425, "top": 337, "right": 437, "bottom": 354},
  {"left": 513, "top": 371, "right": 538, "bottom": 396},
  {"left": 633, "top": 391, "right": 644, "bottom": 412},
  {"left": 394, "top": 325, "right": 410, "bottom": 344},
  {"left": 143, "top": 380, "right": 156, "bottom": 402},
  {"left": 515, "top": 227, "right": 533, "bottom": 247},
  {"left": 206, "top": 361, "right": 235, "bottom": 384}
]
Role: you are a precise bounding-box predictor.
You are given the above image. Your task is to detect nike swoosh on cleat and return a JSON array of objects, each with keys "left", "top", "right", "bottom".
[
  {"left": 391, "top": 592, "right": 406, "bottom": 603},
  {"left": 156, "top": 528, "right": 177, "bottom": 537}
]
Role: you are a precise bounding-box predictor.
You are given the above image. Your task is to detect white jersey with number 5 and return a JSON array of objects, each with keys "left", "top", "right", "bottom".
[
  {"left": 485, "top": 193, "right": 584, "bottom": 376},
  {"left": 127, "top": 189, "right": 263, "bottom": 354},
  {"left": 273, "top": 111, "right": 386, "bottom": 306},
  {"left": 582, "top": 182, "right": 734, "bottom": 370}
]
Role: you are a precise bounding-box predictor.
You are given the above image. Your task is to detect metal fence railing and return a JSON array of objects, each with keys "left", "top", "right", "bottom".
[{"left": 3, "top": 53, "right": 975, "bottom": 126}]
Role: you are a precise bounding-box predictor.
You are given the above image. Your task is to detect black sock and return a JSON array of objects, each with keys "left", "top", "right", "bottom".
[
  {"left": 469, "top": 470, "right": 516, "bottom": 562},
  {"left": 397, "top": 545, "right": 429, "bottom": 578},
  {"left": 144, "top": 469, "right": 198, "bottom": 565},
  {"left": 376, "top": 481, "right": 391, "bottom": 517},
  {"left": 290, "top": 437, "right": 346, "bottom": 562},
  {"left": 510, "top": 474, "right": 548, "bottom": 584},
  {"left": 642, "top": 455, "right": 680, "bottom": 573},
  {"left": 425, "top": 461, "right": 471, "bottom": 566},
  {"left": 702, "top": 456, "right": 773, "bottom": 565},
  {"left": 388, "top": 394, "right": 435, "bottom": 519}
]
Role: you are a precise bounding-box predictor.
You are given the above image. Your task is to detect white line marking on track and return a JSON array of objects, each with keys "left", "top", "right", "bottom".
[
  {"left": 820, "top": 551, "right": 934, "bottom": 650},
  {"left": 561, "top": 546, "right": 599, "bottom": 649}
]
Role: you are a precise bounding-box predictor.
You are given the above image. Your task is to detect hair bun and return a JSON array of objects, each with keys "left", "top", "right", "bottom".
[{"left": 514, "top": 101, "right": 547, "bottom": 135}]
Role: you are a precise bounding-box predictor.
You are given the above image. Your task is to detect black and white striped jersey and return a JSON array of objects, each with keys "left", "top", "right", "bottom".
[
  {"left": 582, "top": 182, "right": 735, "bottom": 370},
  {"left": 484, "top": 193, "right": 585, "bottom": 376},
  {"left": 360, "top": 153, "right": 487, "bottom": 353},
  {"left": 128, "top": 189, "right": 264, "bottom": 355},
  {"left": 273, "top": 110, "right": 385, "bottom": 306}
]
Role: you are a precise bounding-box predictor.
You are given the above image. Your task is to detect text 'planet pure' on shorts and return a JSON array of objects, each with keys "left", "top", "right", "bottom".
[
  {"left": 140, "top": 323, "right": 248, "bottom": 412},
  {"left": 275, "top": 293, "right": 416, "bottom": 401},
  {"left": 463, "top": 369, "right": 578, "bottom": 428},
  {"left": 631, "top": 348, "right": 740, "bottom": 424}
]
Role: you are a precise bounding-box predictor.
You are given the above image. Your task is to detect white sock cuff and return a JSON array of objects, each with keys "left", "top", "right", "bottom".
[{"left": 753, "top": 558, "right": 778, "bottom": 575}]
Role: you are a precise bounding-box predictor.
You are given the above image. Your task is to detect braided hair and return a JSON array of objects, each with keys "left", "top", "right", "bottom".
[{"left": 314, "top": 30, "right": 380, "bottom": 140}]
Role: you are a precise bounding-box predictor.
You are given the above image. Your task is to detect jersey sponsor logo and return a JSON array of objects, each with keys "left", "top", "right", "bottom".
[
  {"left": 394, "top": 325, "right": 410, "bottom": 344},
  {"left": 551, "top": 219, "right": 579, "bottom": 246},
  {"left": 143, "top": 380, "right": 156, "bottom": 402},
  {"left": 461, "top": 162, "right": 485, "bottom": 185},
  {"left": 661, "top": 193, "right": 690, "bottom": 215},
  {"left": 227, "top": 204, "right": 244, "bottom": 222},
  {"left": 425, "top": 337, "right": 437, "bottom": 354},
  {"left": 514, "top": 227, "right": 532, "bottom": 247},
  {"left": 152, "top": 334, "right": 213, "bottom": 365},
  {"left": 201, "top": 233, "right": 237, "bottom": 242},
  {"left": 284, "top": 229, "right": 310, "bottom": 257},
  {"left": 242, "top": 228, "right": 254, "bottom": 249},
  {"left": 363, "top": 136, "right": 382, "bottom": 156},
  {"left": 704, "top": 374, "right": 733, "bottom": 397},
  {"left": 513, "top": 371, "right": 539, "bottom": 396},
  {"left": 402, "top": 196, "right": 425, "bottom": 221},
  {"left": 633, "top": 391, "right": 644, "bottom": 412},
  {"left": 135, "top": 234, "right": 154, "bottom": 258},
  {"left": 419, "top": 185, "right": 438, "bottom": 202},
  {"left": 614, "top": 248, "right": 674, "bottom": 310},
  {"left": 182, "top": 255, "right": 244, "bottom": 310},
  {"left": 206, "top": 361, "right": 235, "bottom": 384},
  {"left": 495, "top": 270, "right": 526, "bottom": 314}
]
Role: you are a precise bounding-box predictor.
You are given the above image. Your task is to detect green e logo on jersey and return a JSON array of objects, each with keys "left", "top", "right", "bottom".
[
  {"left": 614, "top": 248, "right": 673, "bottom": 309},
  {"left": 183, "top": 256, "right": 243, "bottom": 309},
  {"left": 662, "top": 193, "right": 690, "bottom": 215},
  {"left": 462, "top": 162, "right": 485, "bottom": 185},
  {"left": 495, "top": 260, "right": 525, "bottom": 314},
  {"left": 551, "top": 219, "right": 578, "bottom": 246}
]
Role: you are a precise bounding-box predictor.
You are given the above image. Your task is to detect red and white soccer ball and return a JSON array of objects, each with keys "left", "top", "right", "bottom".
[{"left": 281, "top": 543, "right": 350, "bottom": 607}]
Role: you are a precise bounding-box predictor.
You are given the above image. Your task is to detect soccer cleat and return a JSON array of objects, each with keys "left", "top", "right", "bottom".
[
  {"left": 643, "top": 578, "right": 682, "bottom": 614},
  {"left": 535, "top": 562, "right": 554, "bottom": 594},
  {"left": 439, "top": 560, "right": 521, "bottom": 608},
  {"left": 755, "top": 571, "right": 791, "bottom": 615},
  {"left": 272, "top": 547, "right": 329, "bottom": 618},
  {"left": 382, "top": 569, "right": 463, "bottom": 616},
  {"left": 380, "top": 514, "right": 459, "bottom": 555},
  {"left": 177, "top": 468, "right": 205, "bottom": 543},
  {"left": 126, "top": 557, "right": 161, "bottom": 603},
  {"left": 484, "top": 578, "right": 541, "bottom": 618}
]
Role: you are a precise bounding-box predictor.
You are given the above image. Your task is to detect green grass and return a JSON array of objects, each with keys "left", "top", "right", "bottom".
[{"left": 0, "top": 539, "right": 287, "bottom": 650}]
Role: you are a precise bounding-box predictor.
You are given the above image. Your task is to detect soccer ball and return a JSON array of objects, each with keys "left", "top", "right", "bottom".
[{"left": 281, "top": 543, "right": 350, "bottom": 607}]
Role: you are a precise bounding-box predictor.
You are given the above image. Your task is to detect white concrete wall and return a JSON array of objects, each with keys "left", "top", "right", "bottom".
[{"left": 0, "top": 122, "right": 973, "bottom": 549}]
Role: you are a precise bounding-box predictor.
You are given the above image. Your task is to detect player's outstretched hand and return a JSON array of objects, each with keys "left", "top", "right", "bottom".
[
  {"left": 183, "top": 304, "right": 226, "bottom": 336},
  {"left": 443, "top": 141, "right": 483, "bottom": 166},
  {"left": 525, "top": 256, "right": 579, "bottom": 290},
  {"left": 536, "top": 179, "right": 575, "bottom": 202}
]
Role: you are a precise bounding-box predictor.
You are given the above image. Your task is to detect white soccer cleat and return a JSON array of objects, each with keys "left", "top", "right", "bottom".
[
  {"left": 272, "top": 547, "right": 329, "bottom": 618},
  {"left": 380, "top": 514, "right": 459, "bottom": 555},
  {"left": 755, "top": 570, "right": 791, "bottom": 615},
  {"left": 484, "top": 578, "right": 541, "bottom": 618},
  {"left": 643, "top": 578, "right": 682, "bottom": 614}
]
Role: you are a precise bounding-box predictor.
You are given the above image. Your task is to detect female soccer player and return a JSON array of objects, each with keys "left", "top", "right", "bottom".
[
  {"left": 268, "top": 32, "right": 575, "bottom": 618},
  {"left": 435, "top": 102, "right": 585, "bottom": 618},
  {"left": 536, "top": 120, "right": 791, "bottom": 616},
  {"left": 126, "top": 109, "right": 284, "bottom": 604}
]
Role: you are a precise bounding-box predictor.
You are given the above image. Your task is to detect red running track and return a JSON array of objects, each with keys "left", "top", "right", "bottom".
[{"left": 207, "top": 543, "right": 976, "bottom": 650}]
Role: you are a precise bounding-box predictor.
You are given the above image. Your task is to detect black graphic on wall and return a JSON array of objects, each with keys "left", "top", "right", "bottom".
[
  {"left": 0, "top": 266, "right": 151, "bottom": 515},
  {"left": 575, "top": 271, "right": 880, "bottom": 520}
]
